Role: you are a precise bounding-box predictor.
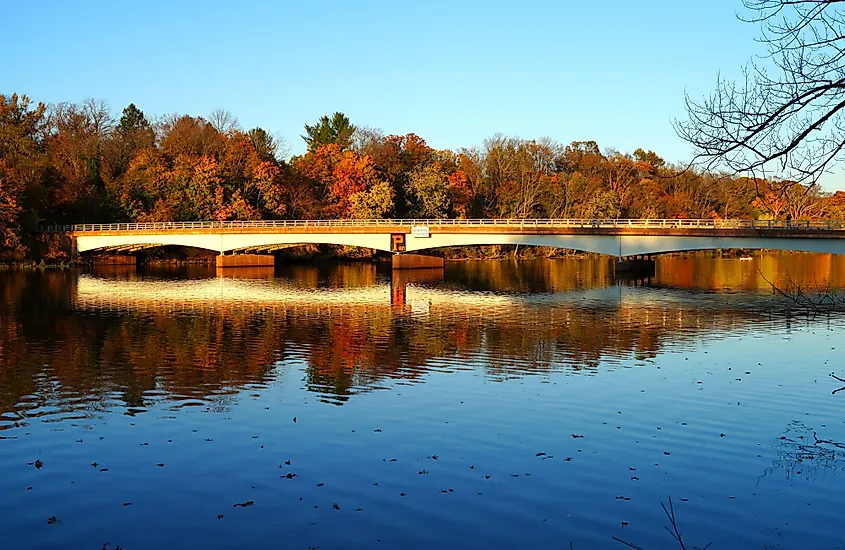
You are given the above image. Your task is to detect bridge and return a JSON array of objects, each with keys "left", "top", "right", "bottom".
[{"left": 43, "top": 218, "right": 845, "bottom": 268}]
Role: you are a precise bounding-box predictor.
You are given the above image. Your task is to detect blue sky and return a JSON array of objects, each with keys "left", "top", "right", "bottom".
[{"left": 5, "top": 0, "right": 757, "bottom": 167}]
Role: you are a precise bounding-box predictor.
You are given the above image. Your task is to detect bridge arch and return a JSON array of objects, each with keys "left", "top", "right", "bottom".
[
  {"left": 76, "top": 232, "right": 394, "bottom": 254},
  {"left": 402, "top": 234, "right": 845, "bottom": 256}
]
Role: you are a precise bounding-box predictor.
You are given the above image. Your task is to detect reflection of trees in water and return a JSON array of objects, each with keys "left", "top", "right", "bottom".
[
  {"left": 2, "top": 257, "right": 845, "bottom": 415},
  {"left": 760, "top": 422, "right": 845, "bottom": 483},
  {"left": 654, "top": 254, "right": 845, "bottom": 292}
]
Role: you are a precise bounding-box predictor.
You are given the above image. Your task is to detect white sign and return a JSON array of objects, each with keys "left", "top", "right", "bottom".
[{"left": 411, "top": 226, "right": 430, "bottom": 238}]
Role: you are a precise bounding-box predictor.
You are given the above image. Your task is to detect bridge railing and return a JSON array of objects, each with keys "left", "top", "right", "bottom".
[{"left": 38, "top": 218, "right": 845, "bottom": 232}]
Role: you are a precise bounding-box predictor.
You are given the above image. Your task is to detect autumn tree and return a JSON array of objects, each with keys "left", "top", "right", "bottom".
[
  {"left": 406, "top": 162, "right": 452, "bottom": 218},
  {"left": 248, "top": 127, "right": 283, "bottom": 162},
  {"left": 159, "top": 115, "right": 223, "bottom": 157},
  {"left": 822, "top": 190, "right": 845, "bottom": 219},
  {"left": 43, "top": 99, "right": 114, "bottom": 223},
  {"left": 0, "top": 164, "right": 27, "bottom": 260},
  {"left": 482, "top": 136, "right": 563, "bottom": 218},
  {"left": 358, "top": 133, "right": 435, "bottom": 216},
  {"left": 292, "top": 143, "right": 391, "bottom": 218},
  {"left": 302, "top": 112, "right": 355, "bottom": 152},
  {"left": 0, "top": 94, "right": 47, "bottom": 259},
  {"left": 752, "top": 180, "right": 824, "bottom": 220}
]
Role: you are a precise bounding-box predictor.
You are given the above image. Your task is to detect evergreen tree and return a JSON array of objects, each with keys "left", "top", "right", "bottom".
[{"left": 302, "top": 112, "right": 355, "bottom": 152}]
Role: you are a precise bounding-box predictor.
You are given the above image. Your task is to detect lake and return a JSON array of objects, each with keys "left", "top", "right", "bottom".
[{"left": 1, "top": 255, "right": 844, "bottom": 549}]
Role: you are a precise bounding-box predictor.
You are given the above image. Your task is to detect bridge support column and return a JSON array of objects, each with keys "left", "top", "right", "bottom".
[
  {"left": 391, "top": 253, "right": 445, "bottom": 270},
  {"left": 216, "top": 254, "right": 275, "bottom": 268},
  {"left": 390, "top": 267, "right": 446, "bottom": 306},
  {"left": 615, "top": 255, "right": 655, "bottom": 277},
  {"left": 91, "top": 255, "right": 136, "bottom": 266}
]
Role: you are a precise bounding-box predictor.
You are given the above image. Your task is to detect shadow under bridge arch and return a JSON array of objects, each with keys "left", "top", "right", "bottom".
[
  {"left": 75, "top": 232, "right": 395, "bottom": 254},
  {"left": 401, "top": 233, "right": 845, "bottom": 257}
]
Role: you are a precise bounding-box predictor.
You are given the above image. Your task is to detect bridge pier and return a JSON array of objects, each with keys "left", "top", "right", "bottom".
[
  {"left": 615, "top": 255, "right": 655, "bottom": 277},
  {"left": 392, "top": 253, "right": 445, "bottom": 270},
  {"left": 390, "top": 267, "right": 446, "bottom": 306},
  {"left": 216, "top": 254, "right": 275, "bottom": 268}
]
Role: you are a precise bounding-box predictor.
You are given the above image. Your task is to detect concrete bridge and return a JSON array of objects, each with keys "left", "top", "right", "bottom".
[{"left": 43, "top": 218, "right": 845, "bottom": 268}]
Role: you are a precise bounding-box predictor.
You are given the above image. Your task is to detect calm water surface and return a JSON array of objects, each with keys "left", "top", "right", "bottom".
[{"left": 1, "top": 255, "right": 845, "bottom": 549}]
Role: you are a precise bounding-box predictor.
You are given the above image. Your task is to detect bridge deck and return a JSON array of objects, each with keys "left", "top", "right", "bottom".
[
  {"left": 42, "top": 218, "right": 845, "bottom": 238},
  {"left": 40, "top": 219, "right": 845, "bottom": 257}
]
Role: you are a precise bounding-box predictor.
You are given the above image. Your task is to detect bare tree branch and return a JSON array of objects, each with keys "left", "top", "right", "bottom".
[{"left": 676, "top": 0, "right": 845, "bottom": 187}]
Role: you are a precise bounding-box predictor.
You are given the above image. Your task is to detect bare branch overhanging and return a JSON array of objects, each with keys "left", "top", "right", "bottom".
[{"left": 676, "top": 0, "right": 845, "bottom": 187}]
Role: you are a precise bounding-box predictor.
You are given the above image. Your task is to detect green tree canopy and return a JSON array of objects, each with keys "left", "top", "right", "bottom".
[
  {"left": 117, "top": 103, "right": 150, "bottom": 135},
  {"left": 302, "top": 112, "right": 355, "bottom": 152}
]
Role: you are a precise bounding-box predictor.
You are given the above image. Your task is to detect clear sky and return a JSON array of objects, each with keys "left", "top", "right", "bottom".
[{"left": 4, "top": 0, "right": 761, "bottom": 167}]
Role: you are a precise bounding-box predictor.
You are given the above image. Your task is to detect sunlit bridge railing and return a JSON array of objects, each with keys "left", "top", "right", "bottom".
[{"left": 37, "top": 218, "right": 845, "bottom": 233}]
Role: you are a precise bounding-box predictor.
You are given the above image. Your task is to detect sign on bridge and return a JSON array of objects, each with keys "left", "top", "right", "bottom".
[{"left": 411, "top": 226, "right": 430, "bottom": 238}]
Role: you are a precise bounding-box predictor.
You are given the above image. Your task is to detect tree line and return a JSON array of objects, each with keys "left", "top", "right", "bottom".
[{"left": 2, "top": 92, "right": 845, "bottom": 262}]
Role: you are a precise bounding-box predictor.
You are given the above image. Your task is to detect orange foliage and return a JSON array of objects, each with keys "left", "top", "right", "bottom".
[
  {"left": 293, "top": 144, "right": 387, "bottom": 217},
  {"left": 447, "top": 169, "right": 473, "bottom": 217}
]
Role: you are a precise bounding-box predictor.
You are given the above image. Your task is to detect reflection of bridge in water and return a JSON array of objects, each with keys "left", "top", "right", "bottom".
[
  {"left": 73, "top": 271, "right": 793, "bottom": 317},
  {"left": 2, "top": 264, "right": 836, "bottom": 412},
  {"left": 75, "top": 273, "right": 629, "bottom": 313}
]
